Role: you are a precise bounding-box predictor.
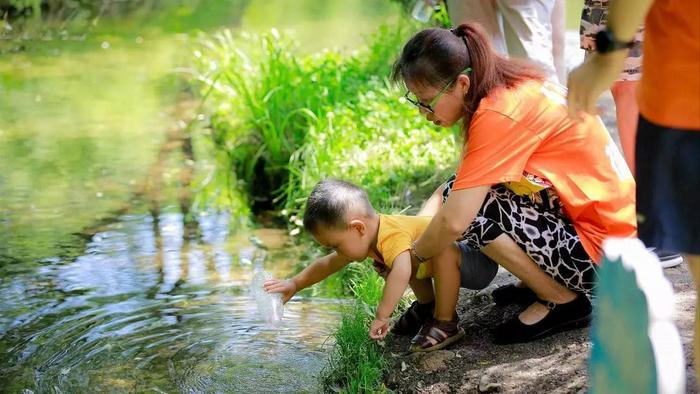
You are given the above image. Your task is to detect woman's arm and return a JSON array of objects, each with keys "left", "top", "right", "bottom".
[{"left": 413, "top": 185, "right": 491, "bottom": 260}]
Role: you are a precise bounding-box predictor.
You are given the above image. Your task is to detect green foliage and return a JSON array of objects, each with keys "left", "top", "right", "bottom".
[
  {"left": 284, "top": 81, "right": 458, "bottom": 221},
  {"left": 346, "top": 263, "right": 385, "bottom": 306},
  {"left": 319, "top": 301, "right": 389, "bottom": 393},
  {"left": 194, "top": 26, "right": 458, "bottom": 213},
  {"left": 317, "top": 261, "right": 414, "bottom": 392}
]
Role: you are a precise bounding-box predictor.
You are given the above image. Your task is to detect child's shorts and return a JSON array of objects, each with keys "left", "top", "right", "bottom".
[
  {"left": 458, "top": 241, "right": 498, "bottom": 290},
  {"left": 636, "top": 115, "right": 700, "bottom": 255}
]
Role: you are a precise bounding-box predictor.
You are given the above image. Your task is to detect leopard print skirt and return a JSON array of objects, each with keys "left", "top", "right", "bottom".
[{"left": 442, "top": 175, "right": 598, "bottom": 295}]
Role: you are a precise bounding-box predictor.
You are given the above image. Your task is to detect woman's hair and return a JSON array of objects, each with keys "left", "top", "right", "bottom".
[
  {"left": 303, "top": 179, "right": 375, "bottom": 235},
  {"left": 391, "top": 23, "right": 544, "bottom": 129}
]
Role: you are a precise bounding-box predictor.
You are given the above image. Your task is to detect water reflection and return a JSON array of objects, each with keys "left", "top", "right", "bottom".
[
  {"left": 0, "top": 0, "right": 404, "bottom": 390},
  {"left": 0, "top": 211, "right": 343, "bottom": 392}
]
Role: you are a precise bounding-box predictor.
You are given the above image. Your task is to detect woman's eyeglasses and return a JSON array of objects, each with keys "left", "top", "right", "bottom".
[{"left": 403, "top": 67, "right": 472, "bottom": 114}]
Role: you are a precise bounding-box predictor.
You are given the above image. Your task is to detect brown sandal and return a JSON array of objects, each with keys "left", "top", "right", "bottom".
[
  {"left": 410, "top": 317, "right": 465, "bottom": 353},
  {"left": 390, "top": 300, "right": 434, "bottom": 336}
]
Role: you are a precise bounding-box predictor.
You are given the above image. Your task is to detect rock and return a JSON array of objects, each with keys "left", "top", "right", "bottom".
[
  {"left": 478, "top": 374, "right": 501, "bottom": 393},
  {"left": 401, "top": 361, "right": 408, "bottom": 372},
  {"left": 411, "top": 350, "right": 456, "bottom": 373}
]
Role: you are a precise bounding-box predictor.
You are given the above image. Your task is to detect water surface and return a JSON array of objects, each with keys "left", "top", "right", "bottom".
[{"left": 0, "top": 1, "right": 398, "bottom": 391}]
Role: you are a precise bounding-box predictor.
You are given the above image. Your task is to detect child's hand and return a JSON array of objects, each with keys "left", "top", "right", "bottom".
[
  {"left": 263, "top": 279, "right": 296, "bottom": 303},
  {"left": 369, "top": 317, "right": 390, "bottom": 340}
]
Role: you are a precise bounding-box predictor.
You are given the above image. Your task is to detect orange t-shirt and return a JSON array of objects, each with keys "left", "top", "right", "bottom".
[
  {"left": 639, "top": 0, "right": 700, "bottom": 129},
  {"left": 453, "top": 80, "right": 637, "bottom": 262}
]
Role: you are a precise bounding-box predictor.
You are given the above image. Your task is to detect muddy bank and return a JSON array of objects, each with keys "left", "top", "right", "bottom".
[{"left": 384, "top": 264, "right": 697, "bottom": 393}]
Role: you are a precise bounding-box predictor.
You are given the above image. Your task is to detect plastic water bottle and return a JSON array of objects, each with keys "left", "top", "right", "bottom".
[
  {"left": 411, "top": 0, "right": 436, "bottom": 23},
  {"left": 250, "top": 261, "right": 284, "bottom": 326}
]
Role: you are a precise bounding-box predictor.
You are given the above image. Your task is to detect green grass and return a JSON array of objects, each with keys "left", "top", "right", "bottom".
[
  {"left": 319, "top": 262, "right": 400, "bottom": 393},
  {"left": 319, "top": 301, "right": 388, "bottom": 393},
  {"left": 193, "top": 24, "right": 458, "bottom": 215}
]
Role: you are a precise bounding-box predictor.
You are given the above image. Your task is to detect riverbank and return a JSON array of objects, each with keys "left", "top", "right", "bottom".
[{"left": 383, "top": 264, "right": 696, "bottom": 393}]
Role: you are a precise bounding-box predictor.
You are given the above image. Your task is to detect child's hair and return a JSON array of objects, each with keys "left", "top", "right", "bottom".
[
  {"left": 391, "top": 22, "right": 544, "bottom": 130},
  {"left": 303, "top": 179, "right": 375, "bottom": 234}
]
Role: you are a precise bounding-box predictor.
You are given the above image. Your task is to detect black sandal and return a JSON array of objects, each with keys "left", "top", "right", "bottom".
[
  {"left": 390, "top": 300, "right": 434, "bottom": 336},
  {"left": 410, "top": 317, "right": 465, "bottom": 353},
  {"left": 491, "top": 283, "right": 537, "bottom": 306},
  {"left": 492, "top": 293, "right": 592, "bottom": 344}
]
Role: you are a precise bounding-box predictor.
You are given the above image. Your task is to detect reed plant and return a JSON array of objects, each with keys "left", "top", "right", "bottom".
[
  {"left": 319, "top": 262, "right": 388, "bottom": 393},
  {"left": 319, "top": 300, "right": 388, "bottom": 393},
  {"left": 194, "top": 25, "right": 458, "bottom": 213}
]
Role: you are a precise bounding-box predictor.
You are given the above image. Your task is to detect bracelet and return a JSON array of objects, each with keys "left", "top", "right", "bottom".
[{"left": 410, "top": 241, "right": 429, "bottom": 263}]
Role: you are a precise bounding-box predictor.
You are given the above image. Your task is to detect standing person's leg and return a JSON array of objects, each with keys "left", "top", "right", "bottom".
[
  {"left": 497, "top": 0, "right": 558, "bottom": 80},
  {"left": 611, "top": 80, "right": 639, "bottom": 174},
  {"left": 551, "top": 0, "right": 566, "bottom": 84},
  {"left": 636, "top": 117, "right": 700, "bottom": 383},
  {"left": 446, "top": 0, "right": 508, "bottom": 55},
  {"left": 580, "top": 1, "right": 644, "bottom": 175},
  {"left": 610, "top": 26, "right": 643, "bottom": 174}
]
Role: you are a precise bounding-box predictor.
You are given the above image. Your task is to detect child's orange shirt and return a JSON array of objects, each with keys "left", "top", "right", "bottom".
[
  {"left": 639, "top": 0, "right": 700, "bottom": 130},
  {"left": 452, "top": 80, "right": 637, "bottom": 262},
  {"left": 375, "top": 214, "right": 434, "bottom": 278}
]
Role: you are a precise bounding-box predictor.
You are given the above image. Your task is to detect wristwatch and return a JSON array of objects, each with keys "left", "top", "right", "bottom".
[{"left": 595, "top": 28, "right": 635, "bottom": 54}]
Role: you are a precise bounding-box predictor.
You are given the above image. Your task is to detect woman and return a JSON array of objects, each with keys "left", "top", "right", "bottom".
[{"left": 391, "top": 23, "right": 636, "bottom": 347}]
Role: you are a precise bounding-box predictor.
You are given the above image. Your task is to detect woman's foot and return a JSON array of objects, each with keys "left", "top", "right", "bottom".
[
  {"left": 492, "top": 293, "right": 592, "bottom": 344},
  {"left": 491, "top": 283, "right": 537, "bottom": 306},
  {"left": 390, "top": 300, "right": 434, "bottom": 336},
  {"left": 410, "top": 317, "right": 465, "bottom": 353}
]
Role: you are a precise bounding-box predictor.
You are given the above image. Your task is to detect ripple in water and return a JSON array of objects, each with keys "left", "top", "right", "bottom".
[{"left": 0, "top": 212, "right": 344, "bottom": 392}]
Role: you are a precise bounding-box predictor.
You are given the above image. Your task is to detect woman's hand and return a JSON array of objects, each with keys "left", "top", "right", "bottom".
[
  {"left": 369, "top": 317, "right": 390, "bottom": 340},
  {"left": 263, "top": 279, "right": 297, "bottom": 304}
]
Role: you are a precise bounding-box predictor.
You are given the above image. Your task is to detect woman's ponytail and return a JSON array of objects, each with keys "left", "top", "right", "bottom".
[{"left": 392, "top": 22, "right": 544, "bottom": 132}]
